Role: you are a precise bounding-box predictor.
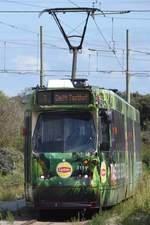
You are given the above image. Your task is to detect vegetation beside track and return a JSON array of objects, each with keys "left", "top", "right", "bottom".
[
  {"left": 0, "top": 91, "right": 24, "bottom": 201},
  {"left": 0, "top": 148, "right": 24, "bottom": 201}
]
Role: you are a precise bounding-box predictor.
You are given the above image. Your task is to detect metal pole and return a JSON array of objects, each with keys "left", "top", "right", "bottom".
[
  {"left": 126, "top": 29, "right": 130, "bottom": 103},
  {"left": 40, "top": 26, "right": 43, "bottom": 87},
  {"left": 71, "top": 48, "right": 78, "bottom": 80}
]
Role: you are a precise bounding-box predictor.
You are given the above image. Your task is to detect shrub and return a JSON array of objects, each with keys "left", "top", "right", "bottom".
[
  {"left": 142, "top": 144, "right": 150, "bottom": 169},
  {"left": 0, "top": 92, "right": 24, "bottom": 150},
  {"left": 0, "top": 148, "right": 24, "bottom": 201},
  {"left": 0, "top": 147, "right": 23, "bottom": 175}
]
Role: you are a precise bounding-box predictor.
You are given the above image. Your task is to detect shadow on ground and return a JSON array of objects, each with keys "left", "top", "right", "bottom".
[{"left": 14, "top": 207, "right": 98, "bottom": 223}]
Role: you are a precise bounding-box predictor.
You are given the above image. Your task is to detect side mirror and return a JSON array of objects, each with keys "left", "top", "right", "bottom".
[{"left": 99, "top": 109, "right": 112, "bottom": 124}]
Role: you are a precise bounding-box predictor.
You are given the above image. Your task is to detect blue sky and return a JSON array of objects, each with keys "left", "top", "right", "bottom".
[{"left": 0, "top": 0, "right": 150, "bottom": 96}]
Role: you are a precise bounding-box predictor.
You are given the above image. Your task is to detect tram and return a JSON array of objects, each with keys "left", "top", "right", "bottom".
[{"left": 24, "top": 79, "right": 142, "bottom": 210}]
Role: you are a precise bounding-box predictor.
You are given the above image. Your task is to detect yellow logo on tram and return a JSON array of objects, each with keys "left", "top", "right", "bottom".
[{"left": 56, "top": 162, "right": 73, "bottom": 178}]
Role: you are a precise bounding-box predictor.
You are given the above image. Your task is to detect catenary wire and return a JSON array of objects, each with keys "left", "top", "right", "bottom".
[{"left": 92, "top": 17, "right": 124, "bottom": 70}]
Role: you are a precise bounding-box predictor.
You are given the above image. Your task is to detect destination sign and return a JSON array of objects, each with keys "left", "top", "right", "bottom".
[
  {"left": 37, "top": 90, "right": 91, "bottom": 105},
  {"left": 53, "top": 91, "right": 90, "bottom": 105}
]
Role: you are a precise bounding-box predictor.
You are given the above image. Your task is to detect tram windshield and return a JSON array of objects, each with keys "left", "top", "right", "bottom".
[{"left": 32, "top": 112, "right": 96, "bottom": 153}]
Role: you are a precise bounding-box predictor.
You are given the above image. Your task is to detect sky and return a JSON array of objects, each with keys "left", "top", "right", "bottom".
[{"left": 0, "top": 0, "right": 150, "bottom": 96}]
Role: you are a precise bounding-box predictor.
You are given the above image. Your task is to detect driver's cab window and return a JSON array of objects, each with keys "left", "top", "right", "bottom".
[{"left": 99, "top": 109, "right": 111, "bottom": 151}]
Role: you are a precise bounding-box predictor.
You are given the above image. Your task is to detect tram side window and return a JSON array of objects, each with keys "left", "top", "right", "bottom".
[
  {"left": 127, "top": 118, "right": 134, "bottom": 152},
  {"left": 134, "top": 121, "right": 141, "bottom": 161},
  {"left": 111, "top": 110, "right": 125, "bottom": 152},
  {"left": 99, "top": 109, "right": 110, "bottom": 151}
]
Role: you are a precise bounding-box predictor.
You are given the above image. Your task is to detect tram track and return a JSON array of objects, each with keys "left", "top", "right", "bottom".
[
  {"left": 11, "top": 218, "right": 89, "bottom": 225},
  {"left": 19, "top": 220, "right": 53, "bottom": 225},
  {"left": 15, "top": 219, "right": 89, "bottom": 225},
  {"left": 21, "top": 219, "right": 37, "bottom": 225}
]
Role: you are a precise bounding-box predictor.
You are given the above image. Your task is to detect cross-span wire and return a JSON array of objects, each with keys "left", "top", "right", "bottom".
[
  {"left": 92, "top": 17, "right": 124, "bottom": 70},
  {"left": 67, "top": 0, "right": 80, "bottom": 8}
]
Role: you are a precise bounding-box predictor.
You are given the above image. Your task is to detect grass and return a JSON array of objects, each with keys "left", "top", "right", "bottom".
[
  {"left": 0, "top": 206, "right": 36, "bottom": 223},
  {"left": 6, "top": 211, "right": 15, "bottom": 224},
  {"left": 142, "top": 143, "right": 150, "bottom": 169},
  {"left": 0, "top": 161, "right": 24, "bottom": 201},
  {"left": 0, "top": 210, "right": 15, "bottom": 224},
  {"left": 0, "top": 186, "right": 24, "bottom": 201},
  {"left": 117, "top": 167, "right": 150, "bottom": 225},
  {"left": 89, "top": 211, "right": 114, "bottom": 225}
]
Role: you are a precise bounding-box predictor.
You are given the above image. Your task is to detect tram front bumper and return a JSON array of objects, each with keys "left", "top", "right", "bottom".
[
  {"left": 35, "top": 201, "right": 99, "bottom": 210},
  {"left": 33, "top": 185, "right": 100, "bottom": 210}
]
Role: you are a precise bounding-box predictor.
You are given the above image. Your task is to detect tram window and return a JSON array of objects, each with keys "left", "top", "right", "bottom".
[
  {"left": 111, "top": 110, "right": 125, "bottom": 152},
  {"left": 99, "top": 109, "right": 110, "bottom": 151},
  {"left": 134, "top": 121, "right": 141, "bottom": 161},
  {"left": 32, "top": 112, "right": 96, "bottom": 153},
  {"left": 127, "top": 118, "right": 134, "bottom": 152}
]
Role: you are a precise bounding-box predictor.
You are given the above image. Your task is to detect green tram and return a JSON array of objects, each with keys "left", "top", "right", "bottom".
[{"left": 24, "top": 79, "right": 142, "bottom": 211}]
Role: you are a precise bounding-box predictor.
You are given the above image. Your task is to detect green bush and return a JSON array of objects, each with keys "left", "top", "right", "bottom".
[
  {"left": 0, "top": 147, "right": 24, "bottom": 200},
  {"left": 131, "top": 93, "right": 150, "bottom": 130},
  {"left": 142, "top": 131, "right": 150, "bottom": 145},
  {"left": 0, "top": 91, "right": 24, "bottom": 150},
  {"left": 0, "top": 148, "right": 23, "bottom": 175},
  {"left": 142, "top": 144, "right": 150, "bottom": 169}
]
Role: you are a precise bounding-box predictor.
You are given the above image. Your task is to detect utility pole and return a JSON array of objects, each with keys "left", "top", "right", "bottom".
[
  {"left": 40, "top": 26, "right": 43, "bottom": 87},
  {"left": 126, "top": 29, "right": 130, "bottom": 103}
]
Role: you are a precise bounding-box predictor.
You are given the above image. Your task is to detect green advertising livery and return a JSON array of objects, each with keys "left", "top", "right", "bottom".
[{"left": 24, "top": 79, "right": 142, "bottom": 211}]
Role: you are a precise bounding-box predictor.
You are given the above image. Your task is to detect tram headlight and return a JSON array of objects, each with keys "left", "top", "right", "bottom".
[{"left": 78, "top": 174, "right": 82, "bottom": 178}]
